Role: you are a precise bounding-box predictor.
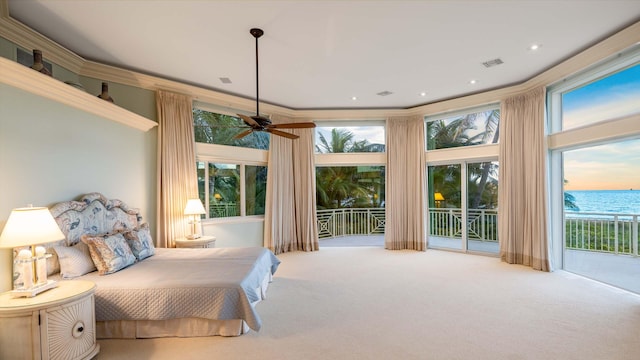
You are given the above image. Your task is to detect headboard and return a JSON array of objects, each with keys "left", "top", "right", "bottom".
[{"left": 50, "top": 192, "right": 143, "bottom": 246}]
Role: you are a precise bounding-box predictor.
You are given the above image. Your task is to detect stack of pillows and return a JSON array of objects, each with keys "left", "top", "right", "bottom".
[{"left": 53, "top": 223, "right": 155, "bottom": 278}]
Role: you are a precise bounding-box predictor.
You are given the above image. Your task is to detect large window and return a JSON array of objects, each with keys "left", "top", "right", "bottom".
[
  {"left": 561, "top": 62, "right": 640, "bottom": 131},
  {"left": 316, "top": 165, "right": 385, "bottom": 240},
  {"left": 197, "top": 162, "right": 267, "bottom": 219},
  {"left": 315, "top": 121, "right": 385, "bottom": 153},
  {"left": 548, "top": 45, "right": 640, "bottom": 294},
  {"left": 194, "top": 106, "right": 268, "bottom": 220},
  {"left": 425, "top": 105, "right": 500, "bottom": 254},
  {"left": 426, "top": 105, "right": 499, "bottom": 150}
]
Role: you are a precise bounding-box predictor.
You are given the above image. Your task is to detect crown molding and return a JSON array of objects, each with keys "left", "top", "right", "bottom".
[
  {"left": 2, "top": 0, "right": 639, "bottom": 121},
  {"left": 0, "top": 10, "right": 84, "bottom": 72},
  {"left": 0, "top": 56, "right": 157, "bottom": 132}
]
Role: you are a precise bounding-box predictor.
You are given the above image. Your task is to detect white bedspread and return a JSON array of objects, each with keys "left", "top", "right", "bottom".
[{"left": 66, "top": 247, "right": 280, "bottom": 332}]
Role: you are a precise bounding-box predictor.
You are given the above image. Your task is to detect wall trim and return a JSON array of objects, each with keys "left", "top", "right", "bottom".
[
  {"left": 0, "top": 56, "right": 157, "bottom": 132},
  {"left": 1, "top": 1, "right": 638, "bottom": 120}
]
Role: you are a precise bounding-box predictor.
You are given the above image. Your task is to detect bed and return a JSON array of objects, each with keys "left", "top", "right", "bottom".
[{"left": 46, "top": 192, "right": 280, "bottom": 339}]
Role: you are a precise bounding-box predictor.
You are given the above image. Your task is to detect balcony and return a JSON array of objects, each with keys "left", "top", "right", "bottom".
[{"left": 317, "top": 208, "right": 640, "bottom": 293}]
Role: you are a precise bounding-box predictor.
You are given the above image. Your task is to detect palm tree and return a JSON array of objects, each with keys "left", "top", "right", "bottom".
[
  {"left": 315, "top": 128, "right": 385, "bottom": 209},
  {"left": 427, "top": 110, "right": 500, "bottom": 208},
  {"left": 564, "top": 180, "right": 580, "bottom": 211},
  {"left": 193, "top": 109, "right": 269, "bottom": 150}
]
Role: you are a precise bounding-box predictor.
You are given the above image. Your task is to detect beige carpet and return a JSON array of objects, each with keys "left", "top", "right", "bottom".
[{"left": 96, "top": 248, "right": 640, "bottom": 360}]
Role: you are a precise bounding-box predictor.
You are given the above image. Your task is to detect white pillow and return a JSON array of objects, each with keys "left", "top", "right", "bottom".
[{"left": 53, "top": 242, "right": 96, "bottom": 279}]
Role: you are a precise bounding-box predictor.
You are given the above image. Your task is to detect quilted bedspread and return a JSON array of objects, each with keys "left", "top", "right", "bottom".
[{"left": 68, "top": 247, "right": 280, "bottom": 332}]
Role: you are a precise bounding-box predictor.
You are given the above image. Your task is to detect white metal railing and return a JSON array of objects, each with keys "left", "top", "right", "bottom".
[
  {"left": 315, "top": 209, "right": 639, "bottom": 256},
  {"left": 209, "top": 203, "right": 239, "bottom": 218},
  {"left": 316, "top": 208, "right": 386, "bottom": 239},
  {"left": 428, "top": 208, "right": 498, "bottom": 242},
  {"left": 565, "top": 211, "right": 639, "bottom": 256}
]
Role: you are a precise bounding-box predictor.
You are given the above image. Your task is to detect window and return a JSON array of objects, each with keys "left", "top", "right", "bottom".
[
  {"left": 315, "top": 121, "right": 385, "bottom": 153},
  {"left": 425, "top": 105, "right": 500, "bottom": 150},
  {"left": 425, "top": 105, "right": 500, "bottom": 254},
  {"left": 548, "top": 45, "right": 640, "bottom": 294},
  {"left": 560, "top": 62, "right": 640, "bottom": 132},
  {"left": 316, "top": 166, "right": 385, "bottom": 209},
  {"left": 194, "top": 106, "right": 269, "bottom": 220},
  {"left": 193, "top": 108, "right": 269, "bottom": 150},
  {"left": 197, "top": 162, "right": 267, "bottom": 219}
]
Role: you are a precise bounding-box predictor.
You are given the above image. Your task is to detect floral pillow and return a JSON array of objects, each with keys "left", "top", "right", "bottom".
[
  {"left": 123, "top": 223, "right": 155, "bottom": 261},
  {"left": 81, "top": 232, "right": 136, "bottom": 275}
]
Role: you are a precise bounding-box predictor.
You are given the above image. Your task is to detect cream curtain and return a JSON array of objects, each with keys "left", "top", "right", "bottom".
[
  {"left": 498, "top": 87, "right": 550, "bottom": 271},
  {"left": 156, "top": 90, "right": 198, "bottom": 248},
  {"left": 264, "top": 116, "right": 319, "bottom": 254},
  {"left": 385, "top": 116, "right": 427, "bottom": 251}
]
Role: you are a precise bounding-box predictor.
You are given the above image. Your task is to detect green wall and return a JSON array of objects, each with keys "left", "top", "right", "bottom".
[{"left": 0, "top": 83, "right": 157, "bottom": 292}]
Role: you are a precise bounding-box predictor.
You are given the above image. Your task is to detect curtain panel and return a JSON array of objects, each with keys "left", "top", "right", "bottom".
[
  {"left": 156, "top": 90, "right": 198, "bottom": 248},
  {"left": 385, "top": 116, "right": 427, "bottom": 251},
  {"left": 498, "top": 87, "right": 550, "bottom": 271},
  {"left": 264, "top": 116, "right": 319, "bottom": 254}
]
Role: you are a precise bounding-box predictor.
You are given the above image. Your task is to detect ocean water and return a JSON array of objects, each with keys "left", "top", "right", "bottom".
[{"left": 566, "top": 190, "right": 640, "bottom": 214}]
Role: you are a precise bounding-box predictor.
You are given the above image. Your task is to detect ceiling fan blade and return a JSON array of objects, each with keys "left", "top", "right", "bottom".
[
  {"left": 267, "top": 129, "right": 299, "bottom": 139},
  {"left": 268, "top": 122, "right": 316, "bottom": 129},
  {"left": 234, "top": 129, "right": 254, "bottom": 140},
  {"left": 237, "top": 113, "right": 260, "bottom": 127}
]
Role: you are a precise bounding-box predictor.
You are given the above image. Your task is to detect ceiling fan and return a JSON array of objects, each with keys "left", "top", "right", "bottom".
[{"left": 234, "top": 28, "right": 315, "bottom": 140}]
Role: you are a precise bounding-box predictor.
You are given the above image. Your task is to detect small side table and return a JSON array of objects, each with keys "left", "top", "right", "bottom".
[
  {"left": 175, "top": 235, "right": 217, "bottom": 248},
  {"left": 0, "top": 280, "right": 100, "bottom": 360}
]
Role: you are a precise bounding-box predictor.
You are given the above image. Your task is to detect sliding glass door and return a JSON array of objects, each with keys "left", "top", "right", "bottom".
[{"left": 428, "top": 161, "right": 499, "bottom": 254}]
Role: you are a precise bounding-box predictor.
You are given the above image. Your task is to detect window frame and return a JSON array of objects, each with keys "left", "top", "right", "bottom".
[
  {"left": 196, "top": 142, "right": 268, "bottom": 223},
  {"left": 547, "top": 44, "right": 640, "bottom": 268}
]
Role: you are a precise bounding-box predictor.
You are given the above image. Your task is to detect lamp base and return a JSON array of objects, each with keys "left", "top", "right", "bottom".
[
  {"left": 10, "top": 280, "right": 58, "bottom": 298},
  {"left": 186, "top": 234, "right": 201, "bottom": 240}
]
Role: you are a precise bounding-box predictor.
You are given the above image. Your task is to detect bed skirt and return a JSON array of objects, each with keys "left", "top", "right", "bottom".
[{"left": 96, "top": 318, "right": 250, "bottom": 338}]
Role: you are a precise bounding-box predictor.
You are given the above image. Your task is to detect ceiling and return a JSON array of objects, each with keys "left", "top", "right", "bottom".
[{"left": 7, "top": 1, "right": 640, "bottom": 110}]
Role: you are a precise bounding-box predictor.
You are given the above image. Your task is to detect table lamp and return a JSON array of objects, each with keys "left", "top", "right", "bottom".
[
  {"left": 184, "top": 199, "right": 206, "bottom": 239},
  {"left": 434, "top": 192, "right": 445, "bottom": 208},
  {"left": 0, "top": 206, "right": 65, "bottom": 297}
]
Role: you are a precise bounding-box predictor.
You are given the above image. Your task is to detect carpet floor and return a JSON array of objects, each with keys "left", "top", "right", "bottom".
[{"left": 95, "top": 247, "right": 640, "bottom": 360}]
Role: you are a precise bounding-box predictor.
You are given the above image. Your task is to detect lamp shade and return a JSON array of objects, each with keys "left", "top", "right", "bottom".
[
  {"left": 434, "top": 192, "right": 445, "bottom": 201},
  {"left": 0, "top": 207, "right": 65, "bottom": 248},
  {"left": 184, "top": 199, "right": 206, "bottom": 215}
]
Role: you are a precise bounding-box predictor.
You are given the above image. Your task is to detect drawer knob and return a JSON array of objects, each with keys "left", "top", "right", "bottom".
[{"left": 72, "top": 321, "right": 86, "bottom": 338}]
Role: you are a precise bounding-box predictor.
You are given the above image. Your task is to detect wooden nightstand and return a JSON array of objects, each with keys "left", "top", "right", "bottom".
[
  {"left": 175, "top": 235, "right": 217, "bottom": 248},
  {"left": 0, "top": 280, "right": 100, "bottom": 360}
]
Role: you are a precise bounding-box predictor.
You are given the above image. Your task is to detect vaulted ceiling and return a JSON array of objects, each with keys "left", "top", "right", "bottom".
[{"left": 7, "top": 1, "right": 640, "bottom": 110}]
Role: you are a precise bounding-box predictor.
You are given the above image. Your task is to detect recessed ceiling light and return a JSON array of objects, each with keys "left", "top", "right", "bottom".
[
  {"left": 469, "top": 80, "right": 477, "bottom": 85},
  {"left": 420, "top": 92, "right": 427, "bottom": 97},
  {"left": 351, "top": 96, "right": 357, "bottom": 101},
  {"left": 529, "top": 43, "right": 541, "bottom": 51}
]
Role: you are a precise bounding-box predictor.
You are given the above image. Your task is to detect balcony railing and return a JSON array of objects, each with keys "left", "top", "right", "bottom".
[
  {"left": 429, "top": 208, "right": 498, "bottom": 242},
  {"left": 209, "top": 203, "right": 239, "bottom": 218},
  {"left": 317, "top": 208, "right": 386, "bottom": 239},
  {"left": 565, "top": 211, "right": 639, "bottom": 256},
  {"left": 316, "top": 208, "right": 640, "bottom": 257}
]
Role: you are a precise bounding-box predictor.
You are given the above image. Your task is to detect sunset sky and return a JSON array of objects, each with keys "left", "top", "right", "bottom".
[{"left": 562, "top": 63, "right": 640, "bottom": 190}]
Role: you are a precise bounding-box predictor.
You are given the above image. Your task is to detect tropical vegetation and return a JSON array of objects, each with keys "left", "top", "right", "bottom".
[{"left": 315, "top": 128, "right": 385, "bottom": 209}]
